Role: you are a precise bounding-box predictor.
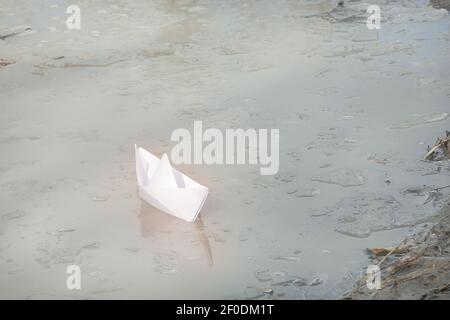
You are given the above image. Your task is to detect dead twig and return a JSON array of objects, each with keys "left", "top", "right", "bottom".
[
  {"left": 377, "top": 240, "right": 408, "bottom": 267},
  {"left": 432, "top": 282, "right": 450, "bottom": 294},
  {"left": 435, "top": 185, "right": 450, "bottom": 191},
  {"left": 424, "top": 131, "right": 450, "bottom": 161},
  {"left": 387, "top": 254, "right": 422, "bottom": 274},
  {"left": 368, "top": 245, "right": 409, "bottom": 257}
]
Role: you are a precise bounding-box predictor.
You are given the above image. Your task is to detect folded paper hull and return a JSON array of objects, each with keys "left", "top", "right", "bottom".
[
  {"left": 138, "top": 185, "right": 208, "bottom": 222},
  {"left": 135, "top": 145, "right": 209, "bottom": 222}
]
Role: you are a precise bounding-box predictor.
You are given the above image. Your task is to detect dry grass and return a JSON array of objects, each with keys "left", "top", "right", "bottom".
[{"left": 346, "top": 200, "right": 450, "bottom": 300}]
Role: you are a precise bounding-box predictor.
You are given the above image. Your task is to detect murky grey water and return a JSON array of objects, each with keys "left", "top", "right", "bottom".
[{"left": 1, "top": 0, "right": 449, "bottom": 299}]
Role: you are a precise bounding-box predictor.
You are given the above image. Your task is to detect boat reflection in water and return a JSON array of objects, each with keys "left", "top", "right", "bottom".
[{"left": 139, "top": 201, "right": 214, "bottom": 268}]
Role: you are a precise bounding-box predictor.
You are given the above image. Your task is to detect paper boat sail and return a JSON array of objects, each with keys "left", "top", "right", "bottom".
[{"left": 135, "top": 145, "right": 209, "bottom": 222}]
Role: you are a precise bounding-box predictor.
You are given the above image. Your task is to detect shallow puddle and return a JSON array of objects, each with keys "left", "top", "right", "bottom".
[{"left": 0, "top": 0, "right": 449, "bottom": 299}]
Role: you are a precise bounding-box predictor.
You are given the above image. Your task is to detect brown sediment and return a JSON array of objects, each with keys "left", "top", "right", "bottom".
[
  {"left": 431, "top": 0, "right": 450, "bottom": 11},
  {"left": 0, "top": 58, "right": 15, "bottom": 68},
  {"left": 345, "top": 199, "right": 450, "bottom": 300}
]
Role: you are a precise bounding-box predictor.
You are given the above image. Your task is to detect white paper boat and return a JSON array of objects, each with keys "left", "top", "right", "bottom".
[{"left": 135, "top": 145, "right": 209, "bottom": 222}]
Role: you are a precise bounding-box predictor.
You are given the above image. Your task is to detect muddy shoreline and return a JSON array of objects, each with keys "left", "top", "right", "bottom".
[{"left": 346, "top": 196, "right": 450, "bottom": 299}]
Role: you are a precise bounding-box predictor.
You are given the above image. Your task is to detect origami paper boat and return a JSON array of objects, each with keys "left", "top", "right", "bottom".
[{"left": 135, "top": 145, "right": 209, "bottom": 222}]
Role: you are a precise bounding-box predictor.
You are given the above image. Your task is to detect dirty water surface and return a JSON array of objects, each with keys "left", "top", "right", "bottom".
[{"left": 0, "top": 0, "right": 449, "bottom": 299}]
